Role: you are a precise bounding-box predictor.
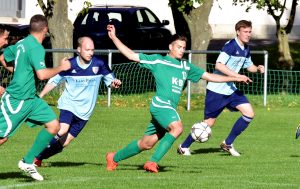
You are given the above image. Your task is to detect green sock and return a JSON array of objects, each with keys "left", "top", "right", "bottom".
[
  {"left": 150, "top": 133, "right": 176, "bottom": 162},
  {"left": 23, "top": 128, "right": 55, "bottom": 164},
  {"left": 114, "top": 140, "right": 141, "bottom": 162}
]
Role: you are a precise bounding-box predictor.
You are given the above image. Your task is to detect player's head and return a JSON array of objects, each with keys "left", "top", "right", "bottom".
[
  {"left": 29, "top": 14, "right": 48, "bottom": 40},
  {"left": 235, "top": 20, "right": 252, "bottom": 44},
  {"left": 0, "top": 24, "right": 10, "bottom": 49},
  {"left": 168, "top": 34, "right": 187, "bottom": 59},
  {"left": 77, "top": 36, "right": 95, "bottom": 63}
]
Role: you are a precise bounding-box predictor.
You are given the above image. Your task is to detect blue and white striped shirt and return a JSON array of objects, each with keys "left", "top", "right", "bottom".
[{"left": 207, "top": 38, "right": 253, "bottom": 95}]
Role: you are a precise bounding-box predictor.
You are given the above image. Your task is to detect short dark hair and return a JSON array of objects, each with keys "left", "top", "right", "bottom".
[
  {"left": 29, "top": 14, "right": 48, "bottom": 33},
  {"left": 169, "top": 34, "right": 188, "bottom": 44},
  {"left": 235, "top": 20, "right": 252, "bottom": 31},
  {"left": 0, "top": 24, "right": 9, "bottom": 36}
]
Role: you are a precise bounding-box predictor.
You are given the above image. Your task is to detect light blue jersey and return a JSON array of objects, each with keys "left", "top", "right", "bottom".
[
  {"left": 207, "top": 38, "right": 253, "bottom": 95},
  {"left": 48, "top": 56, "right": 115, "bottom": 120}
]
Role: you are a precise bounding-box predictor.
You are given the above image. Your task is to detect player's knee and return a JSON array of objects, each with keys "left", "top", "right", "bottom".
[
  {"left": 45, "top": 119, "right": 61, "bottom": 134},
  {"left": 168, "top": 122, "right": 183, "bottom": 138},
  {"left": 0, "top": 137, "right": 8, "bottom": 145}
]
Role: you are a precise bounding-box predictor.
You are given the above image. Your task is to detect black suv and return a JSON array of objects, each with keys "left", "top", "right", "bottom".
[{"left": 73, "top": 5, "right": 172, "bottom": 50}]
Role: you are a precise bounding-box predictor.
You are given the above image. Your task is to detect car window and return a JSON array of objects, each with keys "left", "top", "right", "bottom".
[
  {"left": 136, "top": 9, "right": 160, "bottom": 27},
  {"left": 107, "top": 12, "right": 122, "bottom": 22}
]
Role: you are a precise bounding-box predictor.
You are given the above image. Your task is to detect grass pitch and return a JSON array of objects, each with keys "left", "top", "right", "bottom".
[{"left": 1, "top": 96, "right": 300, "bottom": 189}]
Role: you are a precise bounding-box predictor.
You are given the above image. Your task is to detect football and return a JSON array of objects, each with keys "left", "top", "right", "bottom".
[{"left": 191, "top": 122, "right": 212, "bottom": 143}]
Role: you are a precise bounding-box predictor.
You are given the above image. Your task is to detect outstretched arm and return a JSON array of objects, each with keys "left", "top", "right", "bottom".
[
  {"left": 39, "top": 83, "right": 56, "bottom": 98},
  {"left": 107, "top": 24, "right": 140, "bottom": 62},
  {"left": 202, "top": 72, "right": 252, "bottom": 84},
  {"left": 247, "top": 64, "right": 265, "bottom": 73}
]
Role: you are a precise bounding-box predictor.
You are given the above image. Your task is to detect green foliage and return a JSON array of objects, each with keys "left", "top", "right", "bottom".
[{"left": 169, "top": 0, "right": 204, "bottom": 14}]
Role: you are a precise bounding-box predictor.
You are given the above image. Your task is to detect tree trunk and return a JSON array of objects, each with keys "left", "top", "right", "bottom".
[
  {"left": 47, "top": 0, "right": 73, "bottom": 67},
  {"left": 184, "top": 0, "right": 213, "bottom": 93},
  {"left": 277, "top": 27, "right": 294, "bottom": 70}
]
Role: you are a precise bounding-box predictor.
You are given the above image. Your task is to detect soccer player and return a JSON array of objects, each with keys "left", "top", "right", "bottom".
[
  {"left": 178, "top": 20, "right": 265, "bottom": 157},
  {"left": 0, "top": 14, "right": 70, "bottom": 181},
  {"left": 0, "top": 24, "right": 10, "bottom": 96},
  {"left": 105, "top": 24, "right": 252, "bottom": 173},
  {"left": 33, "top": 36, "right": 121, "bottom": 166}
]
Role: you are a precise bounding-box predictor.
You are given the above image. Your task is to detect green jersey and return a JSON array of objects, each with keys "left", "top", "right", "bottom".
[
  {"left": 139, "top": 53, "right": 204, "bottom": 108},
  {"left": 4, "top": 35, "right": 47, "bottom": 100}
]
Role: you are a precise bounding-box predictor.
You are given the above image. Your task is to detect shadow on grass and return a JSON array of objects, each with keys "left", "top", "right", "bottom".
[
  {"left": 0, "top": 171, "right": 33, "bottom": 181},
  {"left": 112, "top": 163, "right": 172, "bottom": 173},
  {"left": 42, "top": 161, "right": 102, "bottom": 167},
  {"left": 192, "top": 147, "right": 222, "bottom": 155}
]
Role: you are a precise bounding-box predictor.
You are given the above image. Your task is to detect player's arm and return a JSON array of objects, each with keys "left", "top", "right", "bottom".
[
  {"left": 107, "top": 24, "right": 140, "bottom": 62},
  {"left": 36, "top": 57, "right": 71, "bottom": 80},
  {"left": 110, "top": 79, "right": 122, "bottom": 89},
  {"left": 39, "top": 83, "right": 56, "bottom": 98},
  {"left": 247, "top": 64, "right": 265, "bottom": 73},
  {"left": 201, "top": 72, "right": 252, "bottom": 84},
  {"left": 0, "top": 54, "right": 13, "bottom": 73}
]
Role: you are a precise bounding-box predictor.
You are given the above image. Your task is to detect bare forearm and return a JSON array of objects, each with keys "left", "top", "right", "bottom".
[
  {"left": 110, "top": 37, "right": 139, "bottom": 62},
  {"left": 39, "top": 83, "right": 56, "bottom": 98}
]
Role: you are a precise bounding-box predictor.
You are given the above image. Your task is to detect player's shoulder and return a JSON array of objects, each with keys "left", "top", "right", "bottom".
[{"left": 91, "top": 56, "right": 107, "bottom": 66}]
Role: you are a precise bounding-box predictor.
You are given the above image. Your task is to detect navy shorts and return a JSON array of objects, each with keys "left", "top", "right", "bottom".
[
  {"left": 204, "top": 89, "right": 249, "bottom": 119},
  {"left": 59, "top": 109, "right": 88, "bottom": 137}
]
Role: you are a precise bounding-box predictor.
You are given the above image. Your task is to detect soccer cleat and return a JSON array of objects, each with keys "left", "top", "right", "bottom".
[
  {"left": 143, "top": 161, "right": 159, "bottom": 173},
  {"left": 220, "top": 141, "right": 241, "bottom": 157},
  {"left": 106, "top": 152, "right": 118, "bottom": 171},
  {"left": 295, "top": 125, "right": 300, "bottom": 139},
  {"left": 18, "top": 160, "right": 44, "bottom": 181},
  {"left": 33, "top": 158, "right": 42, "bottom": 167},
  {"left": 177, "top": 144, "right": 191, "bottom": 156}
]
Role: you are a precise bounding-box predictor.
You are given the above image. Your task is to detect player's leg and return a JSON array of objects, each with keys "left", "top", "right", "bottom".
[
  {"left": 221, "top": 91, "right": 254, "bottom": 156},
  {"left": 179, "top": 89, "right": 224, "bottom": 155},
  {"left": 144, "top": 101, "right": 181, "bottom": 173},
  {"left": 106, "top": 128, "right": 159, "bottom": 171},
  {"left": 36, "top": 110, "right": 87, "bottom": 164},
  {"left": 0, "top": 137, "right": 8, "bottom": 145}
]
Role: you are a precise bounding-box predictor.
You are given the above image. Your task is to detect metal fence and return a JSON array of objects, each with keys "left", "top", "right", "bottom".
[{"left": 3, "top": 48, "right": 298, "bottom": 109}]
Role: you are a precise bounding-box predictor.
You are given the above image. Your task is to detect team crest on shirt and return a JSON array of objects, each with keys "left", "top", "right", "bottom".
[
  {"left": 40, "top": 61, "right": 45, "bottom": 67},
  {"left": 92, "top": 66, "right": 99, "bottom": 74}
]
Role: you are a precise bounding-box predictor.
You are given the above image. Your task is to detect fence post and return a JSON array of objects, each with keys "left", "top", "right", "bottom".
[
  {"left": 107, "top": 50, "right": 112, "bottom": 107},
  {"left": 263, "top": 50, "right": 268, "bottom": 107},
  {"left": 187, "top": 52, "right": 192, "bottom": 111}
]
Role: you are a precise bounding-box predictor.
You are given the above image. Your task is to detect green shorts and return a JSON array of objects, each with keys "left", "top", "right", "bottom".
[
  {"left": 0, "top": 93, "right": 57, "bottom": 138},
  {"left": 144, "top": 96, "right": 181, "bottom": 136}
]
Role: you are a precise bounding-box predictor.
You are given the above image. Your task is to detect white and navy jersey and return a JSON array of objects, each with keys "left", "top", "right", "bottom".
[
  {"left": 207, "top": 37, "right": 253, "bottom": 95},
  {"left": 48, "top": 56, "right": 115, "bottom": 120}
]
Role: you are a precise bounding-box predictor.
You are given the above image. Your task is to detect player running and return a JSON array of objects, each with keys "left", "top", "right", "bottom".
[
  {"left": 0, "top": 15, "right": 70, "bottom": 181},
  {"left": 105, "top": 24, "right": 252, "bottom": 173},
  {"left": 178, "top": 20, "right": 265, "bottom": 157},
  {"left": 34, "top": 36, "right": 121, "bottom": 166}
]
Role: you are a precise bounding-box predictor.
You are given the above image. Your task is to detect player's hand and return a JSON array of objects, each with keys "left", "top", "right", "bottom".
[
  {"left": 107, "top": 24, "right": 116, "bottom": 39},
  {"left": 0, "top": 86, "right": 5, "bottom": 96},
  {"left": 59, "top": 57, "right": 71, "bottom": 71},
  {"left": 111, "top": 79, "right": 121, "bottom": 89},
  {"left": 257, "top": 65, "right": 265, "bottom": 73},
  {"left": 236, "top": 75, "right": 252, "bottom": 84}
]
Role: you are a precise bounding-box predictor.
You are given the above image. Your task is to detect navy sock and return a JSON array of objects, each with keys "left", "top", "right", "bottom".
[
  {"left": 181, "top": 134, "right": 195, "bottom": 148},
  {"left": 225, "top": 115, "right": 253, "bottom": 145},
  {"left": 36, "top": 135, "right": 64, "bottom": 160}
]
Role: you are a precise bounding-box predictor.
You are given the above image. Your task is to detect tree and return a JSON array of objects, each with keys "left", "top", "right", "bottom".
[
  {"left": 37, "top": 0, "right": 73, "bottom": 67},
  {"left": 233, "top": 0, "right": 298, "bottom": 70},
  {"left": 169, "top": 0, "right": 214, "bottom": 93}
]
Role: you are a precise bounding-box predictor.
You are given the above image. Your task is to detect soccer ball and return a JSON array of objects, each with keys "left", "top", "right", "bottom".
[{"left": 191, "top": 122, "right": 212, "bottom": 143}]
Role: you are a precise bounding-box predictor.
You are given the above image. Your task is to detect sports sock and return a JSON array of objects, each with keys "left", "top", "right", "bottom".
[
  {"left": 36, "top": 137, "right": 64, "bottom": 160},
  {"left": 114, "top": 140, "right": 141, "bottom": 162},
  {"left": 181, "top": 134, "right": 195, "bottom": 148},
  {"left": 225, "top": 115, "right": 253, "bottom": 145},
  {"left": 23, "top": 128, "right": 55, "bottom": 164},
  {"left": 150, "top": 133, "right": 176, "bottom": 162}
]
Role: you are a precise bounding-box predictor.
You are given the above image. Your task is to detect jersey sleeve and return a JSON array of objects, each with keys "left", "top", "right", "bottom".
[
  {"left": 102, "top": 73, "right": 116, "bottom": 87},
  {"left": 3, "top": 45, "right": 16, "bottom": 62},
  {"left": 216, "top": 51, "right": 230, "bottom": 65},
  {"left": 29, "top": 46, "right": 47, "bottom": 71},
  {"left": 187, "top": 62, "right": 205, "bottom": 83},
  {"left": 48, "top": 74, "right": 65, "bottom": 86},
  {"left": 138, "top": 53, "right": 159, "bottom": 71}
]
